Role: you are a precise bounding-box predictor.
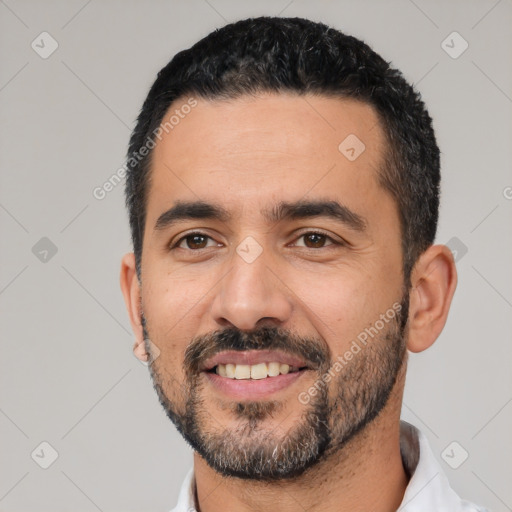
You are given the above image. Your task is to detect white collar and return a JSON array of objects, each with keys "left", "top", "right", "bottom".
[
  {"left": 398, "top": 421, "right": 486, "bottom": 511},
  {"left": 170, "top": 421, "right": 487, "bottom": 512}
]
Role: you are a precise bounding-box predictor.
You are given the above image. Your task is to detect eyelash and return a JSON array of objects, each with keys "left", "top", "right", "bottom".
[{"left": 170, "top": 230, "right": 343, "bottom": 250}]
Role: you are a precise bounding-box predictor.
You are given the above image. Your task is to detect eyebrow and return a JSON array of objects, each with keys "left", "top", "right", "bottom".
[
  {"left": 263, "top": 200, "right": 367, "bottom": 232},
  {"left": 154, "top": 200, "right": 230, "bottom": 231},
  {"left": 154, "top": 199, "right": 367, "bottom": 233}
]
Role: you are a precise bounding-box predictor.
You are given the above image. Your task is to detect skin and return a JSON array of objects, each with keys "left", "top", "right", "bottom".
[{"left": 120, "top": 93, "right": 457, "bottom": 512}]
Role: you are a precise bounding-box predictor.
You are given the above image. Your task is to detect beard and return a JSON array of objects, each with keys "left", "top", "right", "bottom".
[{"left": 142, "top": 293, "right": 408, "bottom": 482}]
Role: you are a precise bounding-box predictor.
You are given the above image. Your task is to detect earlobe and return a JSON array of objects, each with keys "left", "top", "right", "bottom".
[
  {"left": 120, "top": 253, "right": 147, "bottom": 361},
  {"left": 133, "top": 337, "right": 149, "bottom": 363},
  {"left": 406, "top": 245, "right": 458, "bottom": 353}
]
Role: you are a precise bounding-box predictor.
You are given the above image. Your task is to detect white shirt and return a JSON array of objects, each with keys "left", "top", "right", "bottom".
[{"left": 169, "top": 421, "right": 488, "bottom": 512}]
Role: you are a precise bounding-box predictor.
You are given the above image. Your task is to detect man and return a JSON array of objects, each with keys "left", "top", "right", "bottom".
[{"left": 120, "top": 16, "right": 487, "bottom": 512}]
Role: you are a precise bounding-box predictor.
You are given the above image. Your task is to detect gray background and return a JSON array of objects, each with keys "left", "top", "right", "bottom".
[{"left": 1, "top": 0, "right": 511, "bottom": 510}]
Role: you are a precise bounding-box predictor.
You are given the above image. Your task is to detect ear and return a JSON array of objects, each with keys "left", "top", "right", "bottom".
[
  {"left": 406, "top": 244, "right": 458, "bottom": 353},
  {"left": 120, "top": 253, "right": 148, "bottom": 362}
]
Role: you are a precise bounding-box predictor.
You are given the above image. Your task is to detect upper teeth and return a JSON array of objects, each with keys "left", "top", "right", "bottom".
[{"left": 215, "top": 362, "right": 298, "bottom": 379}]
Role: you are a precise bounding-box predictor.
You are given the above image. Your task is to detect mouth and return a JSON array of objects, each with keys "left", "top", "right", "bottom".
[
  {"left": 200, "top": 349, "right": 311, "bottom": 399},
  {"left": 206, "top": 362, "right": 306, "bottom": 379}
]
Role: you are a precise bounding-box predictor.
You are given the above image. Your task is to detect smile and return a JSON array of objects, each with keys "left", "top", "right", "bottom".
[
  {"left": 201, "top": 349, "right": 311, "bottom": 399},
  {"left": 211, "top": 362, "right": 303, "bottom": 379}
]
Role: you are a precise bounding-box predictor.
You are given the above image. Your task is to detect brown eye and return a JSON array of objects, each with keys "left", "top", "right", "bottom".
[
  {"left": 302, "top": 233, "right": 330, "bottom": 248},
  {"left": 176, "top": 233, "right": 215, "bottom": 250},
  {"left": 186, "top": 234, "right": 208, "bottom": 249}
]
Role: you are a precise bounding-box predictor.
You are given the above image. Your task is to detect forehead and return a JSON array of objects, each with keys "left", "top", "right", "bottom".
[{"left": 145, "top": 93, "right": 390, "bottom": 226}]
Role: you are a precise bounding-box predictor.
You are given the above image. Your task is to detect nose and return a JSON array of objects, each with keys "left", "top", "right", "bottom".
[{"left": 210, "top": 250, "right": 293, "bottom": 331}]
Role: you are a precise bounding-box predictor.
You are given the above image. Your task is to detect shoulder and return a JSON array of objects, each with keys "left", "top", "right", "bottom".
[{"left": 399, "top": 421, "right": 489, "bottom": 512}]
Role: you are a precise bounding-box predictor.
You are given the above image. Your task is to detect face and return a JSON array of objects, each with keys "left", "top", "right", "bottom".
[{"left": 139, "top": 93, "right": 408, "bottom": 480}]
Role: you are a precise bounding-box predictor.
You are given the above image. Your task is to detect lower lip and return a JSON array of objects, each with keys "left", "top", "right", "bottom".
[{"left": 203, "top": 370, "right": 308, "bottom": 400}]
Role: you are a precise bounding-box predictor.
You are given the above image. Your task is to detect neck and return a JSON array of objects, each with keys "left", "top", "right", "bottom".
[{"left": 192, "top": 388, "right": 408, "bottom": 512}]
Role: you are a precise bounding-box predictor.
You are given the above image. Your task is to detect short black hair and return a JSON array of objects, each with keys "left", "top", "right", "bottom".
[{"left": 125, "top": 16, "right": 440, "bottom": 283}]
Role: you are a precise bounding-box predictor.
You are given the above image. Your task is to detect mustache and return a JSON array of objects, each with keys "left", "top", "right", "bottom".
[{"left": 184, "top": 326, "right": 330, "bottom": 374}]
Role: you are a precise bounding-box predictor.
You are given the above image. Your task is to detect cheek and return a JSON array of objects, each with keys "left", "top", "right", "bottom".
[
  {"left": 285, "top": 265, "right": 395, "bottom": 353},
  {"left": 143, "top": 261, "right": 215, "bottom": 324},
  {"left": 141, "top": 273, "right": 208, "bottom": 368}
]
